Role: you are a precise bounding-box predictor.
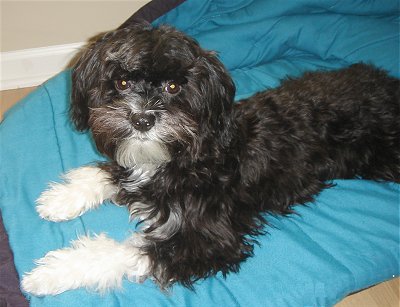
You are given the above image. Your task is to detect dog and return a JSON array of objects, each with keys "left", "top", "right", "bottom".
[{"left": 21, "top": 24, "right": 400, "bottom": 296}]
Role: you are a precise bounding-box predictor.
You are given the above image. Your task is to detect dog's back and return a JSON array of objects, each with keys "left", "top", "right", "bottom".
[{"left": 235, "top": 64, "right": 399, "bottom": 209}]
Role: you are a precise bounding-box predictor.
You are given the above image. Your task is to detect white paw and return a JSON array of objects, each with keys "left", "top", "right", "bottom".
[
  {"left": 36, "top": 166, "right": 116, "bottom": 222},
  {"left": 21, "top": 250, "right": 76, "bottom": 296},
  {"left": 22, "top": 234, "right": 150, "bottom": 296},
  {"left": 36, "top": 183, "right": 90, "bottom": 221}
]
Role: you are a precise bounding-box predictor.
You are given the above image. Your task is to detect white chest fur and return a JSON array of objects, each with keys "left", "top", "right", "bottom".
[{"left": 115, "top": 138, "right": 170, "bottom": 168}]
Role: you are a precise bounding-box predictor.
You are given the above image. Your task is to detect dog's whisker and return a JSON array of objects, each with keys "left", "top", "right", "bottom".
[{"left": 105, "top": 105, "right": 120, "bottom": 110}]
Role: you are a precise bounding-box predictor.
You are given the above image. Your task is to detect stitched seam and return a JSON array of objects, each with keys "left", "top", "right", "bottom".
[{"left": 42, "top": 84, "right": 66, "bottom": 173}]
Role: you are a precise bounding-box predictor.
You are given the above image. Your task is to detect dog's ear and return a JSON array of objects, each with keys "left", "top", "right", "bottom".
[
  {"left": 201, "top": 51, "right": 236, "bottom": 110},
  {"left": 70, "top": 40, "right": 103, "bottom": 131},
  {"left": 194, "top": 51, "right": 236, "bottom": 131},
  {"left": 185, "top": 52, "right": 236, "bottom": 158}
]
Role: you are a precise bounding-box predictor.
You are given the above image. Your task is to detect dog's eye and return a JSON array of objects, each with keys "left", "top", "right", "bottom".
[
  {"left": 164, "top": 82, "right": 181, "bottom": 94},
  {"left": 115, "top": 80, "right": 131, "bottom": 91}
]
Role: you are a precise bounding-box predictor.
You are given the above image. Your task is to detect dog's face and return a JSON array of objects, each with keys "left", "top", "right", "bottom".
[{"left": 71, "top": 25, "right": 235, "bottom": 167}]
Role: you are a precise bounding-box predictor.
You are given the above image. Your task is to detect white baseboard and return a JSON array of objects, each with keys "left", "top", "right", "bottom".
[{"left": 0, "top": 42, "right": 85, "bottom": 91}]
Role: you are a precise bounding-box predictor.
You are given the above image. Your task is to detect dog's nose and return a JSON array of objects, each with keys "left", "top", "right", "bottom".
[{"left": 131, "top": 113, "right": 156, "bottom": 132}]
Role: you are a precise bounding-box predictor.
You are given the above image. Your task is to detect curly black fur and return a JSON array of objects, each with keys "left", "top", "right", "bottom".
[{"left": 71, "top": 24, "right": 400, "bottom": 288}]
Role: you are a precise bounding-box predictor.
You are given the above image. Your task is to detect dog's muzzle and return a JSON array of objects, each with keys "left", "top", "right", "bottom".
[{"left": 131, "top": 113, "right": 156, "bottom": 132}]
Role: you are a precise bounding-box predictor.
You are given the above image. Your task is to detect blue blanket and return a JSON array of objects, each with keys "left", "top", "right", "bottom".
[{"left": 1, "top": 1, "right": 399, "bottom": 306}]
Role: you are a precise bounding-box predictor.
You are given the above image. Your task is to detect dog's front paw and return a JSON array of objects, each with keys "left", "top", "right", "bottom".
[
  {"left": 22, "top": 234, "right": 150, "bottom": 296},
  {"left": 36, "top": 182, "right": 91, "bottom": 222},
  {"left": 36, "top": 166, "right": 116, "bottom": 222},
  {"left": 36, "top": 184, "right": 79, "bottom": 222},
  {"left": 21, "top": 251, "right": 75, "bottom": 296}
]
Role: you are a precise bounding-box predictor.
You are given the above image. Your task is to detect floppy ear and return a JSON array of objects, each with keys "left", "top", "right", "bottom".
[
  {"left": 70, "top": 42, "right": 102, "bottom": 131},
  {"left": 184, "top": 52, "right": 236, "bottom": 158},
  {"left": 195, "top": 51, "right": 236, "bottom": 130},
  {"left": 203, "top": 52, "right": 236, "bottom": 111}
]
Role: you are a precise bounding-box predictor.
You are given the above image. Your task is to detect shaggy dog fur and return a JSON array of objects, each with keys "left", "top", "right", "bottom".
[{"left": 22, "top": 24, "right": 399, "bottom": 295}]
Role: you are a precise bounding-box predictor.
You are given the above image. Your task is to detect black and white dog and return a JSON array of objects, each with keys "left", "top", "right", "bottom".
[{"left": 22, "top": 24, "right": 400, "bottom": 296}]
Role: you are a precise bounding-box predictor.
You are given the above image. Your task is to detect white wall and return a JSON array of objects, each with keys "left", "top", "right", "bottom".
[
  {"left": 0, "top": 0, "right": 151, "bottom": 90},
  {"left": 1, "top": 0, "right": 150, "bottom": 52}
]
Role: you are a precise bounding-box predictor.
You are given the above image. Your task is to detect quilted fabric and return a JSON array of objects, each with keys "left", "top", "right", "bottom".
[{"left": 1, "top": 0, "right": 399, "bottom": 306}]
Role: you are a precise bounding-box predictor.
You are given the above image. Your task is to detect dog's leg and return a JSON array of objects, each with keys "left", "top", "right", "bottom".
[
  {"left": 36, "top": 166, "right": 117, "bottom": 221},
  {"left": 21, "top": 233, "right": 150, "bottom": 296}
]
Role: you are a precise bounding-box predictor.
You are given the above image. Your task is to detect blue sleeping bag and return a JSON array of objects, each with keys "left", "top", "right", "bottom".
[{"left": 1, "top": 1, "right": 399, "bottom": 306}]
